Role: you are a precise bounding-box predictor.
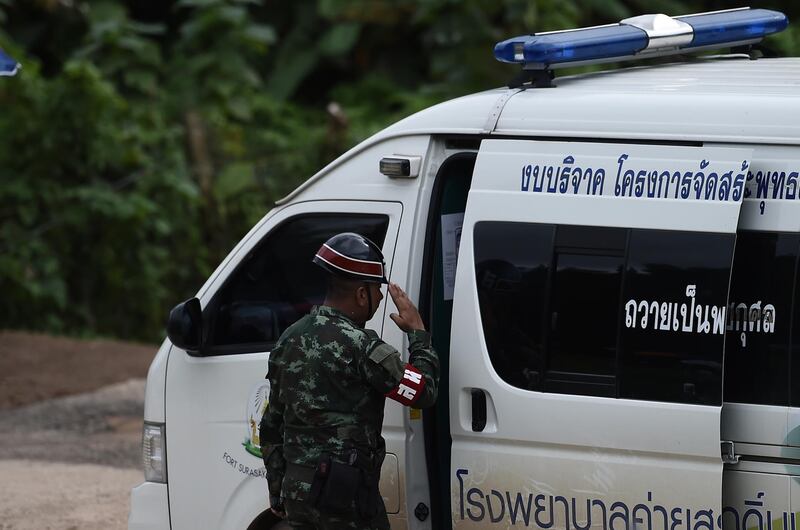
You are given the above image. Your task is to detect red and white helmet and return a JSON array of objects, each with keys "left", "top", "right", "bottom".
[{"left": 313, "top": 233, "right": 388, "bottom": 284}]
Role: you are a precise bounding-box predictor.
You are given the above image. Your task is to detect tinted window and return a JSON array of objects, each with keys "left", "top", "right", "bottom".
[
  {"left": 792, "top": 251, "right": 800, "bottom": 406},
  {"left": 725, "top": 232, "right": 798, "bottom": 406},
  {"left": 204, "top": 214, "right": 390, "bottom": 353},
  {"left": 620, "top": 230, "right": 735, "bottom": 405},
  {"left": 545, "top": 227, "right": 626, "bottom": 397},
  {"left": 474, "top": 222, "right": 736, "bottom": 405},
  {"left": 474, "top": 222, "right": 552, "bottom": 391}
]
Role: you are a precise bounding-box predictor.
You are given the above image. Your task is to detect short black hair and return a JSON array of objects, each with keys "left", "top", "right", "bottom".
[{"left": 326, "top": 275, "right": 363, "bottom": 299}]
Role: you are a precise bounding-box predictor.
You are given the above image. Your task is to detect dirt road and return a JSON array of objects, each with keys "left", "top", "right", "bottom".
[{"left": 0, "top": 331, "right": 156, "bottom": 529}]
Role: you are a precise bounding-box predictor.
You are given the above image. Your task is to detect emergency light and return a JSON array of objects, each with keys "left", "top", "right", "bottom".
[
  {"left": 0, "top": 49, "right": 19, "bottom": 77},
  {"left": 494, "top": 8, "right": 788, "bottom": 70}
]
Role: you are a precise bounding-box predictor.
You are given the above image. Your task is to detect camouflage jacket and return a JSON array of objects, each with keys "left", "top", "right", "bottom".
[{"left": 260, "top": 305, "right": 439, "bottom": 503}]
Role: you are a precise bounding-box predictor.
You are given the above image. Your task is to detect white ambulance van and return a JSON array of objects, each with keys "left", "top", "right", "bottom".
[{"left": 129, "top": 8, "right": 800, "bottom": 530}]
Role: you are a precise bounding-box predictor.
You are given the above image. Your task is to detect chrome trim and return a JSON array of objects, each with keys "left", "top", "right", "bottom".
[{"left": 621, "top": 14, "right": 693, "bottom": 51}]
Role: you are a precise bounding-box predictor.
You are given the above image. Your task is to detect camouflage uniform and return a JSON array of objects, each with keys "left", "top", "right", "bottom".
[{"left": 260, "top": 305, "right": 439, "bottom": 530}]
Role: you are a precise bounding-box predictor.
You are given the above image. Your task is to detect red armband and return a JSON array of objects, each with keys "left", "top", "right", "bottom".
[{"left": 385, "top": 364, "right": 426, "bottom": 406}]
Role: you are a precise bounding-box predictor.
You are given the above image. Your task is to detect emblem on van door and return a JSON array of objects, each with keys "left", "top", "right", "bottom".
[{"left": 243, "top": 380, "right": 270, "bottom": 459}]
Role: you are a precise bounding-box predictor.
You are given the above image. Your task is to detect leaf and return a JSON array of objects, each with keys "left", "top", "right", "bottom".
[
  {"left": 244, "top": 24, "right": 277, "bottom": 45},
  {"left": 263, "top": 10, "right": 324, "bottom": 100},
  {"left": 216, "top": 6, "right": 248, "bottom": 26},
  {"left": 124, "top": 70, "right": 159, "bottom": 95},
  {"left": 318, "top": 22, "right": 361, "bottom": 57},
  {"left": 86, "top": 1, "right": 127, "bottom": 26},
  {"left": 214, "top": 162, "right": 256, "bottom": 202},
  {"left": 226, "top": 97, "right": 253, "bottom": 121},
  {"left": 265, "top": 47, "right": 319, "bottom": 101},
  {"left": 117, "top": 35, "right": 147, "bottom": 53},
  {"left": 127, "top": 21, "right": 167, "bottom": 36}
]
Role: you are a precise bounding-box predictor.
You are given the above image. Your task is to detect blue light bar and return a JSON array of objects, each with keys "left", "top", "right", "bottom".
[
  {"left": 0, "top": 49, "right": 19, "bottom": 77},
  {"left": 495, "top": 25, "right": 648, "bottom": 65},
  {"left": 677, "top": 9, "right": 789, "bottom": 48},
  {"left": 494, "top": 8, "right": 788, "bottom": 70}
]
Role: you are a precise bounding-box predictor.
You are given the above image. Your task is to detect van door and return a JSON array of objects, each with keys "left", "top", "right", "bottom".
[
  {"left": 164, "top": 200, "right": 402, "bottom": 530},
  {"left": 450, "top": 139, "right": 752, "bottom": 528},
  {"left": 722, "top": 145, "right": 800, "bottom": 530}
]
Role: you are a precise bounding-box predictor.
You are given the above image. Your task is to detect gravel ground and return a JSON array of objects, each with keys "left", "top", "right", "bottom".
[
  {"left": 0, "top": 379, "right": 146, "bottom": 528},
  {"left": 0, "top": 460, "right": 141, "bottom": 530}
]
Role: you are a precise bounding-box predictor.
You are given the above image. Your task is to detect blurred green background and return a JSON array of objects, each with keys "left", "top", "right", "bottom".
[{"left": 0, "top": 0, "right": 797, "bottom": 343}]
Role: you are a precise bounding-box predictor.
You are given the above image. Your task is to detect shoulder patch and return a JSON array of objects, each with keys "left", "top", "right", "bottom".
[
  {"left": 368, "top": 342, "right": 404, "bottom": 382},
  {"left": 340, "top": 325, "right": 369, "bottom": 348},
  {"left": 368, "top": 342, "right": 396, "bottom": 365}
]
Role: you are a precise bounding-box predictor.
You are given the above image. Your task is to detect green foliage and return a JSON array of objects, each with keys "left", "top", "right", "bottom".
[
  {"left": 0, "top": 53, "right": 201, "bottom": 339},
  {"left": 75, "top": 1, "right": 165, "bottom": 97},
  {"left": 0, "top": 0, "right": 796, "bottom": 341}
]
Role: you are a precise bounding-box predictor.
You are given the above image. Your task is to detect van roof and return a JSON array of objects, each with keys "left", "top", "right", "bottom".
[
  {"left": 379, "top": 56, "right": 800, "bottom": 145},
  {"left": 278, "top": 56, "right": 800, "bottom": 204}
]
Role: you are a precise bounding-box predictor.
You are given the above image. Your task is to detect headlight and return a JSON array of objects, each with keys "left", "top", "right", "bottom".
[{"left": 142, "top": 422, "right": 167, "bottom": 483}]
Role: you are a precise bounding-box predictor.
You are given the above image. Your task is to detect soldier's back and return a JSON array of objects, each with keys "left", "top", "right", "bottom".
[{"left": 271, "top": 305, "right": 386, "bottom": 471}]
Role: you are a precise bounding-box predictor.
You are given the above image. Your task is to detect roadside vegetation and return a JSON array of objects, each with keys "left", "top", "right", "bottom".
[{"left": 1, "top": 0, "right": 797, "bottom": 342}]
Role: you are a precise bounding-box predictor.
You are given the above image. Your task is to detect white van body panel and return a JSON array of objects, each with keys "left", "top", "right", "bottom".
[
  {"left": 449, "top": 139, "right": 749, "bottom": 527},
  {"left": 128, "top": 482, "right": 170, "bottom": 530},
  {"left": 722, "top": 143, "right": 800, "bottom": 451},
  {"left": 495, "top": 59, "right": 800, "bottom": 144},
  {"left": 722, "top": 403, "right": 788, "bottom": 447},
  {"left": 790, "top": 412, "right": 800, "bottom": 447},
  {"left": 143, "top": 338, "right": 170, "bottom": 423},
  {"left": 473, "top": 140, "right": 748, "bottom": 231},
  {"left": 278, "top": 94, "right": 502, "bottom": 205},
  {"left": 737, "top": 145, "right": 800, "bottom": 232},
  {"left": 720, "top": 143, "right": 800, "bottom": 529}
]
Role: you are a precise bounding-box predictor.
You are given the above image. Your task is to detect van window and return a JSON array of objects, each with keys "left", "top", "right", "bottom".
[
  {"left": 203, "top": 213, "right": 390, "bottom": 354},
  {"left": 620, "top": 230, "right": 734, "bottom": 405},
  {"left": 724, "top": 232, "right": 798, "bottom": 406},
  {"left": 474, "top": 222, "right": 551, "bottom": 391},
  {"left": 793, "top": 283, "right": 800, "bottom": 406},
  {"left": 474, "top": 221, "right": 735, "bottom": 405},
  {"left": 547, "top": 226, "right": 626, "bottom": 397}
]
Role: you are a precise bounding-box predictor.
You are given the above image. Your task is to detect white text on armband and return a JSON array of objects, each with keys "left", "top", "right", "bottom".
[{"left": 386, "top": 364, "right": 426, "bottom": 406}]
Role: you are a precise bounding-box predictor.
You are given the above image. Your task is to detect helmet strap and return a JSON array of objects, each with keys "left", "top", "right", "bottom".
[{"left": 365, "top": 282, "right": 373, "bottom": 323}]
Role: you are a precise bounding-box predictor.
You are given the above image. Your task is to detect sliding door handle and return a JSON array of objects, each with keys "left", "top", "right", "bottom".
[{"left": 471, "top": 389, "right": 487, "bottom": 432}]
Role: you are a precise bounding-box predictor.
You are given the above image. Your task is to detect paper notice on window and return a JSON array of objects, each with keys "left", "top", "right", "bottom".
[{"left": 441, "top": 212, "right": 464, "bottom": 301}]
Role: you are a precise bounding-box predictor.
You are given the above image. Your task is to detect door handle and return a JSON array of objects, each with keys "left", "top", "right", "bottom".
[
  {"left": 721, "top": 440, "right": 740, "bottom": 464},
  {"left": 471, "top": 389, "right": 487, "bottom": 432}
]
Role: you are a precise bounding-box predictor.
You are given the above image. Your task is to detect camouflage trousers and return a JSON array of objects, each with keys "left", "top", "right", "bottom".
[{"left": 284, "top": 498, "right": 390, "bottom": 530}]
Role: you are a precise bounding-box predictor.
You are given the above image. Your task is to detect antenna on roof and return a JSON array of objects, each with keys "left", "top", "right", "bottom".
[{"left": 494, "top": 7, "right": 789, "bottom": 89}]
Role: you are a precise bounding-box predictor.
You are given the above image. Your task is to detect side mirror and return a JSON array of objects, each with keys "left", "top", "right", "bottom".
[{"left": 166, "top": 297, "right": 203, "bottom": 354}]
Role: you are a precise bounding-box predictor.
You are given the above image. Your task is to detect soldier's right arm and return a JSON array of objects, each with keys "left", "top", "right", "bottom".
[
  {"left": 361, "top": 331, "right": 440, "bottom": 409},
  {"left": 259, "top": 349, "right": 286, "bottom": 507},
  {"left": 360, "top": 282, "right": 440, "bottom": 408}
]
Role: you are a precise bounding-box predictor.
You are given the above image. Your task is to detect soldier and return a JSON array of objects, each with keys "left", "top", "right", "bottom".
[{"left": 260, "top": 232, "right": 439, "bottom": 530}]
